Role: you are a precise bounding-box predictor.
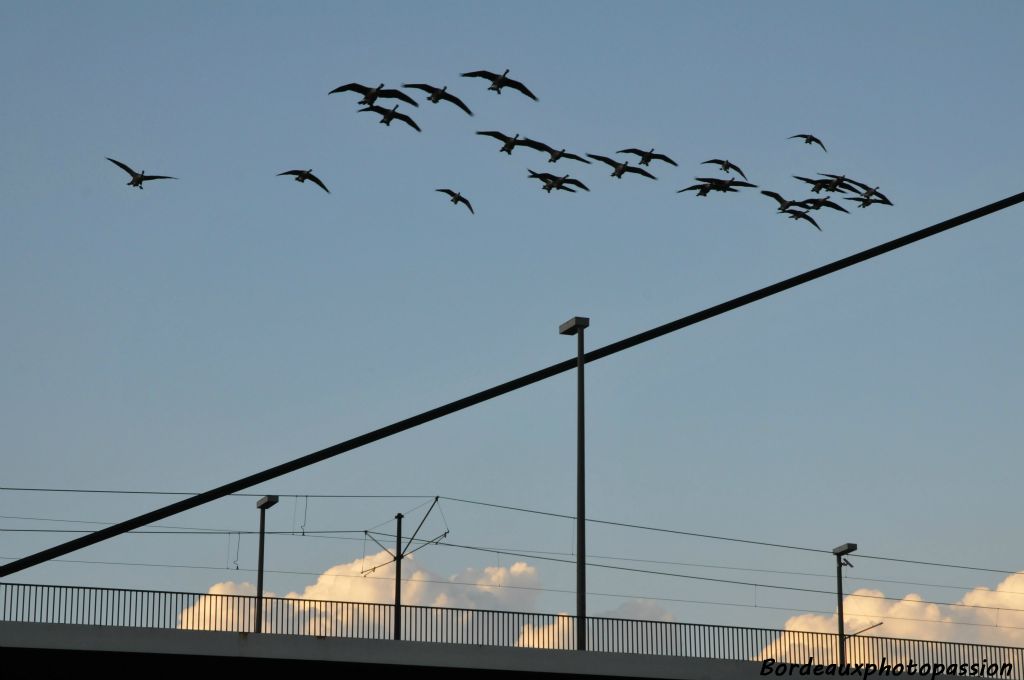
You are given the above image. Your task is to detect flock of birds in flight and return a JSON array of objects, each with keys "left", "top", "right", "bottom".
[{"left": 106, "top": 68, "right": 892, "bottom": 230}]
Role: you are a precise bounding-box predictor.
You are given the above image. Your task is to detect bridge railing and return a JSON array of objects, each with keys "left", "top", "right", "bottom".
[{"left": 2, "top": 581, "right": 1021, "bottom": 676}]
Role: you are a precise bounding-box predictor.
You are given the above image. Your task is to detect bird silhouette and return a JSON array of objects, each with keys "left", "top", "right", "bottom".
[
  {"left": 329, "top": 82, "right": 418, "bottom": 107},
  {"left": 436, "top": 189, "right": 474, "bottom": 214},
  {"left": 789, "top": 134, "right": 827, "bottom": 151},
  {"left": 358, "top": 104, "right": 421, "bottom": 131},
  {"left": 793, "top": 175, "right": 849, "bottom": 194},
  {"left": 461, "top": 69, "right": 538, "bottom": 100},
  {"left": 799, "top": 196, "right": 849, "bottom": 213},
  {"left": 403, "top": 83, "right": 473, "bottom": 115},
  {"left": 587, "top": 154, "right": 657, "bottom": 179},
  {"left": 527, "top": 170, "right": 589, "bottom": 193},
  {"left": 843, "top": 178, "right": 893, "bottom": 205},
  {"left": 106, "top": 157, "right": 176, "bottom": 189},
  {"left": 518, "top": 138, "right": 591, "bottom": 164},
  {"left": 277, "top": 169, "right": 330, "bottom": 193},
  {"left": 695, "top": 176, "right": 757, "bottom": 191},
  {"left": 761, "top": 190, "right": 804, "bottom": 211},
  {"left": 782, "top": 209, "right": 821, "bottom": 230},
  {"left": 477, "top": 131, "right": 525, "bottom": 155},
  {"left": 702, "top": 159, "right": 748, "bottom": 180},
  {"left": 617, "top": 148, "right": 677, "bottom": 167}
]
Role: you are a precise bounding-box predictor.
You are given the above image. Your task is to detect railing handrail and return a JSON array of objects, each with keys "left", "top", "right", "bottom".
[{"left": 3, "top": 581, "right": 1022, "bottom": 665}]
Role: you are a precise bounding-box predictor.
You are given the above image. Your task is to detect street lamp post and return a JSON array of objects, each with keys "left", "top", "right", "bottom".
[
  {"left": 255, "top": 495, "right": 279, "bottom": 634},
  {"left": 560, "top": 315, "right": 589, "bottom": 651},
  {"left": 833, "top": 542, "right": 858, "bottom": 667}
]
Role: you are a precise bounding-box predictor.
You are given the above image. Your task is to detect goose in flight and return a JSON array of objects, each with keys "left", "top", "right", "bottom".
[
  {"left": 818, "top": 173, "right": 860, "bottom": 193},
  {"left": 461, "top": 69, "right": 538, "bottom": 100},
  {"left": 403, "top": 83, "right": 473, "bottom": 115},
  {"left": 678, "top": 182, "right": 721, "bottom": 197},
  {"left": 477, "top": 130, "right": 525, "bottom": 154},
  {"left": 789, "top": 134, "right": 827, "bottom": 152},
  {"left": 106, "top": 157, "right": 176, "bottom": 189},
  {"left": 277, "top": 169, "right": 329, "bottom": 193},
  {"left": 519, "top": 138, "right": 591, "bottom": 164},
  {"left": 695, "top": 176, "right": 757, "bottom": 191},
  {"left": 843, "top": 178, "right": 892, "bottom": 205},
  {"left": 844, "top": 195, "right": 891, "bottom": 209},
  {"left": 702, "top": 159, "right": 747, "bottom": 180},
  {"left": 528, "top": 170, "right": 589, "bottom": 193},
  {"left": 359, "top": 104, "right": 421, "bottom": 131},
  {"left": 761, "top": 190, "right": 804, "bottom": 211},
  {"left": 799, "top": 196, "right": 849, "bottom": 213},
  {"left": 617, "top": 148, "right": 677, "bottom": 167},
  {"left": 782, "top": 209, "right": 821, "bottom": 231},
  {"left": 436, "top": 189, "right": 474, "bottom": 214},
  {"left": 587, "top": 154, "right": 657, "bottom": 179},
  {"left": 329, "top": 82, "right": 418, "bottom": 107},
  {"left": 793, "top": 175, "right": 850, "bottom": 194}
]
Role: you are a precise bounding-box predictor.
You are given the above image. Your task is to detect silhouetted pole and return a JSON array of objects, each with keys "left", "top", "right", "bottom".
[
  {"left": 833, "top": 542, "right": 857, "bottom": 666},
  {"left": 255, "top": 495, "right": 278, "bottom": 633},
  {"left": 560, "top": 316, "right": 589, "bottom": 651},
  {"left": 394, "top": 512, "right": 403, "bottom": 640}
]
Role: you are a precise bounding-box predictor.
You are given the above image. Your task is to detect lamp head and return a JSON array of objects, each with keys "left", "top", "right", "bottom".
[
  {"left": 559, "top": 316, "right": 590, "bottom": 336},
  {"left": 257, "top": 495, "right": 279, "bottom": 510},
  {"left": 833, "top": 542, "right": 857, "bottom": 557}
]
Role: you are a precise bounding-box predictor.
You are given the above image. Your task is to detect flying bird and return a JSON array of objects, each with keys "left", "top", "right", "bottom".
[
  {"left": 799, "top": 196, "right": 849, "bottom": 213},
  {"left": 527, "top": 170, "right": 589, "bottom": 193},
  {"left": 702, "top": 159, "right": 747, "bottom": 180},
  {"left": 844, "top": 195, "right": 891, "bottom": 208},
  {"left": 818, "top": 173, "right": 861, "bottom": 193},
  {"left": 358, "top": 104, "right": 421, "bottom": 131},
  {"left": 476, "top": 130, "right": 525, "bottom": 155},
  {"left": 402, "top": 83, "right": 473, "bottom": 115},
  {"left": 587, "top": 154, "right": 657, "bottom": 179},
  {"left": 277, "top": 169, "right": 330, "bottom": 193},
  {"left": 678, "top": 183, "right": 719, "bottom": 197},
  {"left": 793, "top": 175, "right": 850, "bottom": 194},
  {"left": 695, "top": 176, "right": 757, "bottom": 191},
  {"left": 782, "top": 209, "right": 821, "bottom": 231},
  {"left": 789, "top": 134, "right": 827, "bottom": 152},
  {"left": 436, "top": 189, "right": 474, "bottom": 214},
  {"left": 843, "top": 178, "right": 893, "bottom": 205},
  {"left": 518, "top": 138, "right": 591, "bottom": 164},
  {"left": 329, "top": 82, "right": 418, "bottom": 107},
  {"left": 617, "top": 148, "right": 677, "bottom": 167},
  {"left": 106, "top": 157, "right": 176, "bottom": 189},
  {"left": 761, "top": 190, "right": 805, "bottom": 211},
  {"left": 461, "top": 69, "right": 538, "bottom": 100}
]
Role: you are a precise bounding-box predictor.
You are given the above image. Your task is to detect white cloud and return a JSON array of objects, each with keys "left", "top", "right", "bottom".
[{"left": 759, "top": 572, "right": 1024, "bottom": 663}]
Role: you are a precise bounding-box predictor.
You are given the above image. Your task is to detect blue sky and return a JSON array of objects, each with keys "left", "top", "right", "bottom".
[{"left": 2, "top": 2, "right": 1023, "bottom": 643}]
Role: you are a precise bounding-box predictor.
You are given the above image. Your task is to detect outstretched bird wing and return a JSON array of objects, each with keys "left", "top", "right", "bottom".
[
  {"left": 503, "top": 77, "right": 538, "bottom": 101},
  {"left": 519, "top": 138, "right": 554, "bottom": 154},
  {"left": 586, "top": 153, "right": 617, "bottom": 167},
  {"left": 461, "top": 70, "right": 499, "bottom": 82},
  {"left": 106, "top": 157, "right": 138, "bottom": 177},
  {"left": 329, "top": 82, "right": 371, "bottom": 96},
  {"left": 459, "top": 196, "right": 474, "bottom": 214},
  {"left": 357, "top": 105, "right": 389, "bottom": 116},
  {"left": 650, "top": 152, "right": 677, "bottom": 166},
  {"left": 563, "top": 177, "right": 589, "bottom": 191},
  {"left": 439, "top": 91, "right": 473, "bottom": 115},
  {"left": 393, "top": 112, "right": 422, "bottom": 132},
  {"left": 305, "top": 173, "right": 330, "bottom": 193},
  {"left": 378, "top": 88, "right": 419, "bottom": 107},
  {"left": 625, "top": 166, "right": 657, "bottom": 179},
  {"left": 617, "top": 148, "right": 645, "bottom": 157},
  {"left": 477, "top": 130, "right": 512, "bottom": 143},
  {"left": 139, "top": 174, "right": 177, "bottom": 182},
  {"left": 560, "top": 152, "right": 590, "bottom": 164},
  {"left": 761, "top": 190, "right": 789, "bottom": 208},
  {"left": 404, "top": 83, "right": 438, "bottom": 94},
  {"left": 677, "top": 184, "right": 706, "bottom": 193}
]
